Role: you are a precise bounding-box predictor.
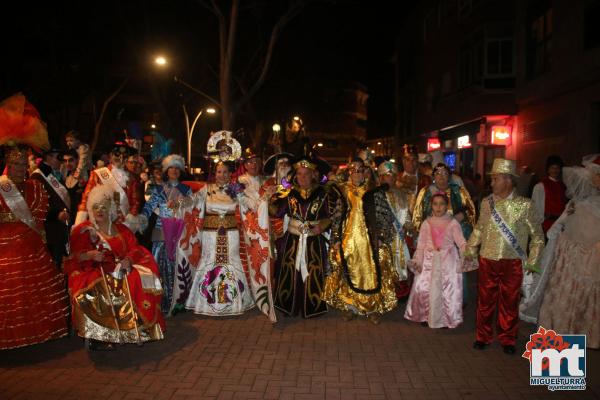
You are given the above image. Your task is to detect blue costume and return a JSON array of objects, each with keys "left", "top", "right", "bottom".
[{"left": 142, "top": 181, "right": 192, "bottom": 313}]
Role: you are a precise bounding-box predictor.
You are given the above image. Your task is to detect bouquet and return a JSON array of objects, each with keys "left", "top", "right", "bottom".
[{"left": 224, "top": 182, "right": 245, "bottom": 199}]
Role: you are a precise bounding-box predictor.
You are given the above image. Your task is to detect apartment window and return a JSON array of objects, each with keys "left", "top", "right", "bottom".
[
  {"left": 459, "top": 31, "right": 484, "bottom": 88},
  {"left": 486, "top": 38, "right": 514, "bottom": 75},
  {"left": 527, "top": 2, "right": 553, "bottom": 79},
  {"left": 584, "top": 1, "right": 600, "bottom": 50}
]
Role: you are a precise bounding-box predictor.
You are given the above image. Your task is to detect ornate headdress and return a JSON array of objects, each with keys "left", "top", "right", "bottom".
[
  {"left": 293, "top": 158, "right": 318, "bottom": 171},
  {"left": 207, "top": 130, "right": 242, "bottom": 162},
  {"left": 109, "top": 141, "right": 136, "bottom": 157},
  {"left": 347, "top": 158, "right": 366, "bottom": 174},
  {"left": 86, "top": 185, "right": 118, "bottom": 230},
  {"left": 4, "top": 146, "right": 28, "bottom": 164},
  {"left": 162, "top": 154, "right": 186, "bottom": 172},
  {"left": 433, "top": 163, "right": 450, "bottom": 176},
  {"left": 582, "top": 154, "right": 600, "bottom": 174},
  {"left": 0, "top": 94, "right": 49, "bottom": 154},
  {"left": 242, "top": 146, "right": 260, "bottom": 161},
  {"left": 377, "top": 160, "right": 397, "bottom": 176}
]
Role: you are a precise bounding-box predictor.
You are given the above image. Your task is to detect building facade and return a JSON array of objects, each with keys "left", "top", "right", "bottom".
[{"left": 394, "top": 0, "right": 600, "bottom": 180}]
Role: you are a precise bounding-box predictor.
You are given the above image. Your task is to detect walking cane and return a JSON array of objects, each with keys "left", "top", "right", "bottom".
[{"left": 119, "top": 258, "right": 143, "bottom": 346}]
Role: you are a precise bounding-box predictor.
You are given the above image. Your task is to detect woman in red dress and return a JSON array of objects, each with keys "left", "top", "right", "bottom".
[
  {"left": 0, "top": 146, "right": 69, "bottom": 350},
  {"left": 64, "top": 185, "right": 165, "bottom": 350}
]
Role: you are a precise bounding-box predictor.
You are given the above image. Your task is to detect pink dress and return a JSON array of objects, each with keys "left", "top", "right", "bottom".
[{"left": 404, "top": 215, "right": 466, "bottom": 328}]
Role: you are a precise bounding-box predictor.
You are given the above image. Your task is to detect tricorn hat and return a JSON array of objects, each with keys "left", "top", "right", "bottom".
[
  {"left": 242, "top": 146, "right": 261, "bottom": 161},
  {"left": 292, "top": 153, "right": 331, "bottom": 177},
  {"left": 109, "top": 141, "right": 136, "bottom": 156},
  {"left": 488, "top": 158, "right": 519, "bottom": 177},
  {"left": 263, "top": 152, "right": 294, "bottom": 175}
]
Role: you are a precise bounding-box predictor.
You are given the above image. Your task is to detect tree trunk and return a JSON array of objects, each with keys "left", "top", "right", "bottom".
[{"left": 90, "top": 78, "right": 128, "bottom": 153}]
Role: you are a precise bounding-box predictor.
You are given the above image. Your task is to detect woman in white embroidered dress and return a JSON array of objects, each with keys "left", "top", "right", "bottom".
[{"left": 185, "top": 161, "right": 255, "bottom": 316}]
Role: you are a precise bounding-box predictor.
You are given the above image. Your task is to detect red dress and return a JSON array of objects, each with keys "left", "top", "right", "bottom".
[
  {"left": 64, "top": 222, "right": 165, "bottom": 342},
  {"left": 0, "top": 179, "right": 69, "bottom": 350}
]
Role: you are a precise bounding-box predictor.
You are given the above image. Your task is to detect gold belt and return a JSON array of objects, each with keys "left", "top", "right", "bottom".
[
  {"left": 0, "top": 212, "right": 17, "bottom": 223},
  {"left": 287, "top": 218, "right": 320, "bottom": 237},
  {"left": 203, "top": 214, "right": 237, "bottom": 230}
]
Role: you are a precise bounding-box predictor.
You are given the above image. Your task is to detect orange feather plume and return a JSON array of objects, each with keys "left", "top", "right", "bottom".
[{"left": 0, "top": 93, "right": 50, "bottom": 151}]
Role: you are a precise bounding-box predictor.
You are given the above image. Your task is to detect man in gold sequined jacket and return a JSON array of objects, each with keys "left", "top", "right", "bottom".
[{"left": 466, "top": 159, "right": 544, "bottom": 355}]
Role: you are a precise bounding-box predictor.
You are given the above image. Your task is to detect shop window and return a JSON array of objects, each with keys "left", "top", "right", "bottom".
[{"left": 527, "top": 1, "right": 553, "bottom": 79}]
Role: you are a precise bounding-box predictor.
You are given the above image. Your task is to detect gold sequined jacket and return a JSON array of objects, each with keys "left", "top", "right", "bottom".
[{"left": 466, "top": 192, "right": 544, "bottom": 266}]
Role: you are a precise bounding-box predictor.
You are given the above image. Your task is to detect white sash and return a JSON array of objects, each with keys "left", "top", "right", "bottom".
[
  {"left": 32, "top": 169, "right": 71, "bottom": 211},
  {"left": 488, "top": 196, "right": 527, "bottom": 262},
  {"left": 95, "top": 167, "right": 129, "bottom": 216},
  {"left": 0, "top": 176, "right": 41, "bottom": 235}
]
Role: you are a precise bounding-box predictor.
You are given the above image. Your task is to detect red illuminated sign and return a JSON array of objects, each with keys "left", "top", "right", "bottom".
[
  {"left": 427, "top": 138, "right": 441, "bottom": 151},
  {"left": 491, "top": 125, "right": 512, "bottom": 145}
]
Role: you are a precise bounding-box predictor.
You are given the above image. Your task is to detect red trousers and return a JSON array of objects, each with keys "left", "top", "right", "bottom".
[{"left": 476, "top": 258, "right": 523, "bottom": 346}]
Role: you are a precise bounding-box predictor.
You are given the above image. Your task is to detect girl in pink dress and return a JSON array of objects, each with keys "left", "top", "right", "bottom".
[{"left": 405, "top": 193, "right": 467, "bottom": 328}]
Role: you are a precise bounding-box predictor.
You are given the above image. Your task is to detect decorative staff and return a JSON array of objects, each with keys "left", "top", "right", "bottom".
[{"left": 112, "top": 191, "right": 142, "bottom": 345}]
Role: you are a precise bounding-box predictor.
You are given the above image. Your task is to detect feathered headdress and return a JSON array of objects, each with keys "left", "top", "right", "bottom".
[{"left": 0, "top": 93, "right": 49, "bottom": 151}]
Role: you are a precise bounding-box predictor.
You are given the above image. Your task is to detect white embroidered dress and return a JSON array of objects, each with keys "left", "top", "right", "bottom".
[{"left": 185, "top": 184, "right": 255, "bottom": 316}]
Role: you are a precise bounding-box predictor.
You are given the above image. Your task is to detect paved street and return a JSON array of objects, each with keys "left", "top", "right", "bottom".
[{"left": 1, "top": 277, "right": 599, "bottom": 400}]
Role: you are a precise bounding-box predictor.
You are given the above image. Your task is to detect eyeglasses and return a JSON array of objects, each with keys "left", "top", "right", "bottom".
[{"left": 63, "top": 157, "right": 76, "bottom": 163}]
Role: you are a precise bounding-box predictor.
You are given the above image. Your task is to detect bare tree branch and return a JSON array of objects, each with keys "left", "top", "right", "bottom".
[
  {"left": 174, "top": 76, "right": 222, "bottom": 107},
  {"left": 233, "top": 1, "right": 306, "bottom": 114},
  {"left": 91, "top": 77, "right": 128, "bottom": 152},
  {"left": 195, "top": 0, "right": 217, "bottom": 15}
]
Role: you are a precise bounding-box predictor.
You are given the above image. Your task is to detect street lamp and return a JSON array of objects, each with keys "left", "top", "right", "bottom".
[
  {"left": 272, "top": 123, "right": 281, "bottom": 133},
  {"left": 183, "top": 106, "right": 217, "bottom": 169},
  {"left": 154, "top": 56, "right": 167, "bottom": 66}
]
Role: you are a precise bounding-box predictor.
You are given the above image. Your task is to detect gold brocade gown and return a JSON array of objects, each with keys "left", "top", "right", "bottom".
[{"left": 323, "top": 182, "right": 399, "bottom": 315}]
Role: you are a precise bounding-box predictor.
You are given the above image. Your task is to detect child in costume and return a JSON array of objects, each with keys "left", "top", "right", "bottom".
[{"left": 405, "top": 192, "right": 468, "bottom": 328}]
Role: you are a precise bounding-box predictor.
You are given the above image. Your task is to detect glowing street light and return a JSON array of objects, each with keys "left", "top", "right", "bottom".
[
  {"left": 151, "top": 124, "right": 156, "bottom": 129},
  {"left": 272, "top": 123, "right": 281, "bottom": 133},
  {"left": 183, "top": 106, "right": 217, "bottom": 168},
  {"left": 154, "top": 56, "right": 167, "bottom": 66}
]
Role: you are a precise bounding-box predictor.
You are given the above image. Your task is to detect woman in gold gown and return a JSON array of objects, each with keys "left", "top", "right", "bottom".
[{"left": 324, "top": 159, "right": 400, "bottom": 324}]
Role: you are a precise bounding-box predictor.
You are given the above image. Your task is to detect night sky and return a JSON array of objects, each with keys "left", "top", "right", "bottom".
[{"left": 2, "top": 0, "right": 406, "bottom": 142}]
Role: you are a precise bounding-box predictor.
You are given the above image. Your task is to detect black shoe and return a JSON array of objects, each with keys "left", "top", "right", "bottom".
[
  {"left": 503, "top": 345, "right": 516, "bottom": 355},
  {"left": 86, "top": 338, "right": 116, "bottom": 351},
  {"left": 473, "top": 340, "right": 488, "bottom": 350},
  {"left": 420, "top": 321, "right": 428, "bottom": 327}
]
